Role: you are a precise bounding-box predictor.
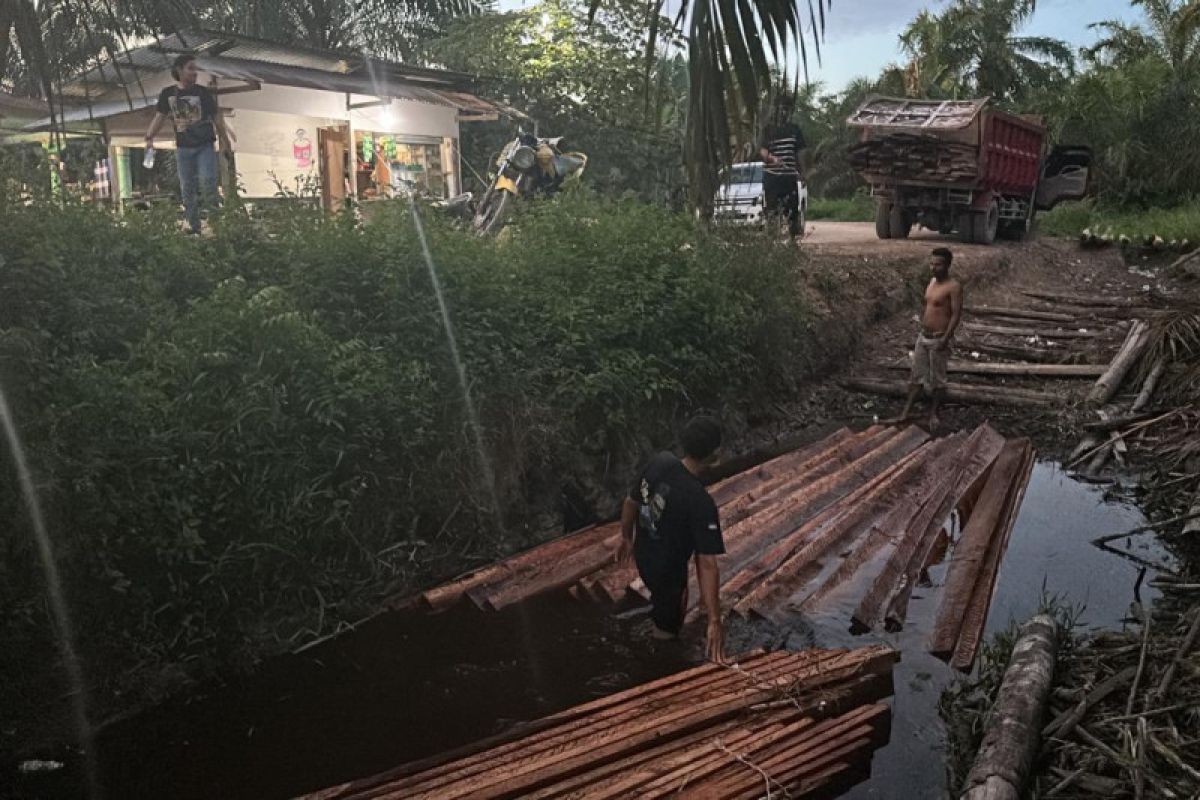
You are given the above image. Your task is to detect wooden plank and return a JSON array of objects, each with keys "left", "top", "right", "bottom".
[
  {"left": 399, "top": 650, "right": 863, "bottom": 798},
  {"left": 794, "top": 437, "right": 967, "bottom": 616},
  {"left": 928, "top": 440, "right": 1029, "bottom": 657},
  {"left": 670, "top": 428, "right": 929, "bottom": 618},
  {"left": 707, "top": 427, "right": 856, "bottom": 507},
  {"left": 951, "top": 441, "right": 1035, "bottom": 670},
  {"left": 719, "top": 438, "right": 930, "bottom": 608},
  {"left": 1019, "top": 289, "right": 1148, "bottom": 308},
  {"left": 409, "top": 651, "right": 883, "bottom": 799},
  {"left": 845, "top": 377, "right": 1058, "bottom": 407},
  {"left": 881, "top": 360, "right": 1106, "bottom": 378},
  {"left": 852, "top": 432, "right": 979, "bottom": 631},
  {"left": 883, "top": 425, "right": 1005, "bottom": 630},
  {"left": 418, "top": 523, "right": 613, "bottom": 612},
  {"left": 967, "top": 305, "right": 1077, "bottom": 323},
  {"left": 964, "top": 322, "right": 1107, "bottom": 340},
  {"left": 730, "top": 443, "right": 933, "bottom": 617}
]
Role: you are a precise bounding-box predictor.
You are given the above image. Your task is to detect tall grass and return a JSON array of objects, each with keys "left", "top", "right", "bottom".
[
  {"left": 1039, "top": 200, "right": 1200, "bottom": 242},
  {"left": 807, "top": 194, "right": 875, "bottom": 222}
]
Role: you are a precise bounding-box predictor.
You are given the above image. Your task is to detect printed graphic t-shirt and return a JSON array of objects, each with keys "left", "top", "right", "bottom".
[
  {"left": 156, "top": 84, "right": 217, "bottom": 149},
  {"left": 629, "top": 452, "right": 725, "bottom": 573}
]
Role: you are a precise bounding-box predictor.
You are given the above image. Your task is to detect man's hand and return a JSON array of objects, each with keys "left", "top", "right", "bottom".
[
  {"left": 705, "top": 617, "right": 726, "bottom": 664},
  {"left": 615, "top": 536, "right": 633, "bottom": 567},
  {"left": 935, "top": 335, "right": 952, "bottom": 352}
]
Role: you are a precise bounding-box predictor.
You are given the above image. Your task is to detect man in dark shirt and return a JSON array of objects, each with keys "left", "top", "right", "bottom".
[
  {"left": 616, "top": 416, "right": 725, "bottom": 662},
  {"left": 144, "top": 54, "right": 234, "bottom": 234},
  {"left": 759, "top": 100, "right": 805, "bottom": 238}
]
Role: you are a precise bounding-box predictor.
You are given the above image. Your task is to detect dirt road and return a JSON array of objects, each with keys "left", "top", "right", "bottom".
[{"left": 803, "top": 220, "right": 1014, "bottom": 255}]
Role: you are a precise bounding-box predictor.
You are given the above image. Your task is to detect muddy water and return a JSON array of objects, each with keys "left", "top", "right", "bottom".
[{"left": 10, "top": 463, "right": 1173, "bottom": 800}]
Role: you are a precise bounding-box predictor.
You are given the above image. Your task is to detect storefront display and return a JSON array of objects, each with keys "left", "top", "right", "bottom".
[{"left": 353, "top": 131, "right": 446, "bottom": 198}]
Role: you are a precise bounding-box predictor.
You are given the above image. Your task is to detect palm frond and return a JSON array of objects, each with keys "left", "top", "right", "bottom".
[{"left": 1141, "top": 300, "right": 1200, "bottom": 407}]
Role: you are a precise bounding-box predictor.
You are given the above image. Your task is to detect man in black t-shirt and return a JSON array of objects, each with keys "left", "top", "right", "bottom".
[
  {"left": 759, "top": 100, "right": 806, "bottom": 238},
  {"left": 144, "top": 54, "right": 235, "bottom": 234},
  {"left": 616, "top": 416, "right": 725, "bottom": 662}
]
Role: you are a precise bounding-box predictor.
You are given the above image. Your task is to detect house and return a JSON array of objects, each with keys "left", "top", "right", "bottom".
[
  {"left": 24, "top": 30, "right": 516, "bottom": 210},
  {"left": 0, "top": 88, "right": 49, "bottom": 135}
]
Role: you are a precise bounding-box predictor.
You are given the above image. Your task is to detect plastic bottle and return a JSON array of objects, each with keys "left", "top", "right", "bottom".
[{"left": 143, "top": 146, "right": 155, "bottom": 169}]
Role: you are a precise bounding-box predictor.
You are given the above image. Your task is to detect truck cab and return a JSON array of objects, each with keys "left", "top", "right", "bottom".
[{"left": 714, "top": 161, "right": 808, "bottom": 230}]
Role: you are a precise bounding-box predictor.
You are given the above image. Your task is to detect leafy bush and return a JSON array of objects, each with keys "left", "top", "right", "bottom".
[{"left": 1, "top": 184, "right": 820, "bottom": 709}]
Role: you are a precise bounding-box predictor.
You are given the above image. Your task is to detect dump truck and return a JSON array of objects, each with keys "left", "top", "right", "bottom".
[{"left": 847, "top": 96, "right": 1090, "bottom": 244}]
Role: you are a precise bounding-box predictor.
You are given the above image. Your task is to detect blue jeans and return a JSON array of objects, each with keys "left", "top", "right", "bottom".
[{"left": 176, "top": 144, "right": 217, "bottom": 233}]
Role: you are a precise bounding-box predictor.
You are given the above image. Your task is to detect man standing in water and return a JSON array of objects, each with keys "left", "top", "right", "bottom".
[
  {"left": 616, "top": 416, "right": 725, "bottom": 663},
  {"left": 898, "top": 247, "right": 963, "bottom": 429},
  {"left": 144, "top": 54, "right": 235, "bottom": 234}
]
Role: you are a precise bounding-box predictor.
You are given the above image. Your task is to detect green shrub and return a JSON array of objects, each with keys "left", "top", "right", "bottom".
[
  {"left": 0, "top": 184, "right": 820, "bottom": 708},
  {"left": 1039, "top": 199, "right": 1200, "bottom": 243},
  {"left": 807, "top": 194, "right": 875, "bottom": 222}
]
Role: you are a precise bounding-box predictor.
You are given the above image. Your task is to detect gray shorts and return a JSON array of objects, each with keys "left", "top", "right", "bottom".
[{"left": 911, "top": 332, "right": 949, "bottom": 392}]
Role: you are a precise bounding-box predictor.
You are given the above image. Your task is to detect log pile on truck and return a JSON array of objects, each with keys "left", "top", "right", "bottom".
[{"left": 847, "top": 96, "right": 1091, "bottom": 245}]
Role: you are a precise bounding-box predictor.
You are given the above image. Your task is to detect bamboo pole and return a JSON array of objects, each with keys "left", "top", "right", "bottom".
[{"left": 959, "top": 614, "right": 1060, "bottom": 800}]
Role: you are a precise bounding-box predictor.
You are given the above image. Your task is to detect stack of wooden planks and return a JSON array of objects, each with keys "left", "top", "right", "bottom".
[
  {"left": 848, "top": 134, "right": 979, "bottom": 182},
  {"left": 928, "top": 438, "right": 1036, "bottom": 670},
  {"left": 303, "top": 646, "right": 899, "bottom": 800},
  {"left": 413, "top": 424, "right": 1034, "bottom": 667},
  {"left": 847, "top": 289, "right": 1153, "bottom": 411}
]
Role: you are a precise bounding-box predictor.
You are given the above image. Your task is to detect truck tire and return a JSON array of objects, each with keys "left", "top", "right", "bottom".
[
  {"left": 875, "top": 202, "right": 893, "bottom": 239},
  {"left": 889, "top": 205, "right": 912, "bottom": 239},
  {"left": 973, "top": 199, "right": 1000, "bottom": 245}
]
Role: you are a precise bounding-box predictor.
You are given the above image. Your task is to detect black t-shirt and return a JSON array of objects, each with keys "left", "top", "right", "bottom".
[
  {"left": 629, "top": 452, "right": 724, "bottom": 570},
  {"left": 761, "top": 122, "right": 805, "bottom": 176},
  {"left": 156, "top": 84, "right": 217, "bottom": 149}
]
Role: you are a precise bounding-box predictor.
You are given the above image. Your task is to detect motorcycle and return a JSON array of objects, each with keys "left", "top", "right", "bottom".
[{"left": 472, "top": 132, "right": 588, "bottom": 235}]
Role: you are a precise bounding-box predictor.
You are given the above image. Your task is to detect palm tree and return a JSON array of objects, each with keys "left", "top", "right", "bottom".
[
  {"left": 1088, "top": 0, "right": 1200, "bottom": 78},
  {"left": 896, "top": 0, "right": 1071, "bottom": 104}
]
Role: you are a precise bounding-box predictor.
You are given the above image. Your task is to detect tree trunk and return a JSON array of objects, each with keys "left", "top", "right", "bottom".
[
  {"left": 1132, "top": 357, "right": 1167, "bottom": 412},
  {"left": 1088, "top": 321, "right": 1150, "bottom": 405},
  {"left": 959, "top": 614, "right": 1061, "bottom": 800}
]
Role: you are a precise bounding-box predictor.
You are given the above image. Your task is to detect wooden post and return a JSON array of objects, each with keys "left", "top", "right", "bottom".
[
  {"left": 960, "top": 614, "right": 1060, "bottom": 800},
  {"left": 1088, "top": 321, "right": 1150, "bottom": 405}
]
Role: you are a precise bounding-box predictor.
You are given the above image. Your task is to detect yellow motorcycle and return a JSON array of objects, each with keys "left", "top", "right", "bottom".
[{"left": 472, "top": 132, "right": 587, "bottom": 235}]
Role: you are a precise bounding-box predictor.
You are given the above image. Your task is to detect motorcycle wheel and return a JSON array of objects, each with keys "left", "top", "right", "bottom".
[{"left": 473, "top": 189, "right": 513, "bottom": 235}]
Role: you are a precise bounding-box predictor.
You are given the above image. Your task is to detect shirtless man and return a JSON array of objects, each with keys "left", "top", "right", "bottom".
[{"left": 899, "top": 247, "right": 963, "bottom": 429}]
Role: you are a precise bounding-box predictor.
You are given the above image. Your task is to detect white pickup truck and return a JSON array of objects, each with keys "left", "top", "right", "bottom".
[{"left": 714, "top": 161, "right": 808, "bottom": 232}]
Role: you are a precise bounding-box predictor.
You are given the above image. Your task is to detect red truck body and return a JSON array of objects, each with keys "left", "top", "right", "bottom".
[{"left": 848, "top": 96, "right": 1089, "bottom": 244}]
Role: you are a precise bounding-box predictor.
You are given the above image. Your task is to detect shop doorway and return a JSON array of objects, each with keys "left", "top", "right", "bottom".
[{"left": 318, "top": 125, "right": 350, "bottom": 212}]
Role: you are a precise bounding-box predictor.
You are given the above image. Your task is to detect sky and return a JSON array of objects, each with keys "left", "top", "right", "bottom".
[{"left": 497, "top": 0, "right": 1149, "bottom": 93}]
